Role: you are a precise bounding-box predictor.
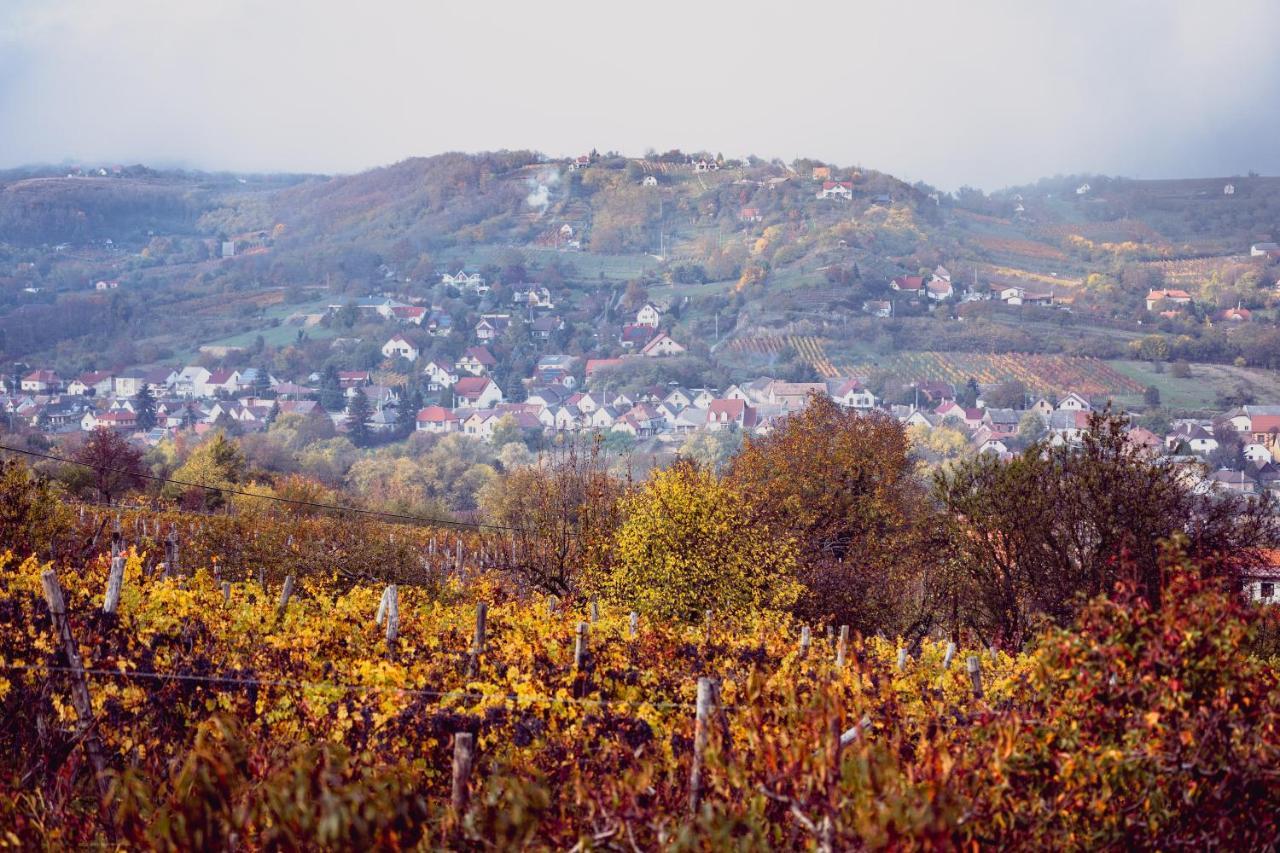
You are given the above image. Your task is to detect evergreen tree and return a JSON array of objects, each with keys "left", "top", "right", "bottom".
[
  {"left": 319, "top": 365, "right": 344, "bottom": 411},
  {"left": 134, "top": 385, "right": 157, "bottom": 431},
  {"left": 346, "top": 389, "right": 372, "bottom": 447},
  {"left": 397, "top": 389, "right": 422, "bottom": 438}
]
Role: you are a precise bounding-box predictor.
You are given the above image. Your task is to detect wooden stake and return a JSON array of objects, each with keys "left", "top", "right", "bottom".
[
  {"left": 573, "top": 621, "right": 589, "bottom": 670},
  {"left": 384, "top": 585, "right": 400, "bottom": 652},
  {"left": 943, "top": 642, "right": 956, "bottom": 670},
  {"left": 40, "top": 570, "right": 111, "bottom": 801},
  {"left": 896, "top": 646, "right": 908, "bottom": 671},
  {"left": 276, "top": 574, "right": 295, "bottom": 619},
  {"left": 799, "top": 625, "right": 811, "bottom": 658},
  {"left": 628, "top": 611, "right": 639, "bottom": 639},
  {"left": 221, "top": 581, "right": 231, "bottom": 605},
  {"left": 467, "top": 602, "right": 488, "bottom": 677},
  {"left": 966, "top": 655, "right": 984, "bottom": 699},
  {"left": 451, "top": 732, "right": 475, "bottom": 817},
  {"left": 689, "top": 677, "right": 715, "bottom": 814},
  {"left": 103, "top": 555, "right": 124, "bottom": 615},
  {"left": 589, "top": 598, "right": 600, "bottom": 623},
  {"left": 835, "top": 625, "right": 849, "bottom": 668},
  {"left": 376, "top": 586, "right": 391, "bottom": 626}
]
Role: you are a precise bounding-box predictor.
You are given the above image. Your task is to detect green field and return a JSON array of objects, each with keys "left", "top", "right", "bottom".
[{"left": 1108, "top": 359, "right": 1280, "bottom": 411}]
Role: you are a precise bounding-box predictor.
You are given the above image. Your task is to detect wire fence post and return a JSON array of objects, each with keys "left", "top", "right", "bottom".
[
  {"left": 467, "top": 602, "right": 488, "bottom": 678},
  {"left": 451, "top": 731, "right": 475, "bottom": 819},
  {"left": 689, "top": 676, "right": 716, "bottom": 815},
  {"left": 40, "top": 569, "right": 112, "bottom": 803},
  {"left": 103, "top": 555, "right": 124, "bottom": 615},
  {"left": 966, "top": 655, "right": 984, "bottom": 700}
]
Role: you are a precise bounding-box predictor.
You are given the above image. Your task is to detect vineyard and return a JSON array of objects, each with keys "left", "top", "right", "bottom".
[
  {"left": 4, "top": 538, "right": 1280, "bottom": 847},
  {"left": 846, "top": 352, "right": 1147, "bottom": 397},
  {"left": 1, "top": 421, "right": 1279, "bottom": 848},
  {"left": 726, "top": 337, "right": 1147, "bottom": 396}
]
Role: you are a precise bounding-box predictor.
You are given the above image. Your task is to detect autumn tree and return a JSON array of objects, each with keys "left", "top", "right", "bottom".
[
  {"left": 727, "top": 395, "right": 944, "bottom": 636},
  {"left": 935, "top": 410, "right": 1280, "bottom": 649},
  {"left": 70, "top": 427, "right": 145, "bottom": 504},
  {"left": 165, "top": 432, "right": 248, "bottom": 510},
  {"left": 479, "top": 439, "right": 623, "bottom": 596},
  {"left": 605, "top": 459, "right": 799, "bottom": 621}
]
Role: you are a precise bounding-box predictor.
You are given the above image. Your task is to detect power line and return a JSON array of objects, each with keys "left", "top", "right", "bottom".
[
  {"left": 5, "top": 663, "right": 695, "bottom": 712},
  {"left": 0, "top": 442, "right": 526, "bottom": 536}
]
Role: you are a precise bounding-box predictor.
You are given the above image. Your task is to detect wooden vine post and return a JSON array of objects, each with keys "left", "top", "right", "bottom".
[
  {"left": 835, "top": 625, "right": 849, "bottom": 668},
  {"left": 689, "top": 676, "right": 718, "bottom": 815},
  {"left": 798, "top": 625, "right": 811, "bottom": 658},
  {"left": 275, "top": 574, "right": 295, "bottom": 622},
  {"left": 573, "top": 621, "right": 589, "bottom": 670},
  {"left": 40, "top": 569, "right": 112, "bottom": 802},
  {"left": 966, "top": 655, "right": 984, "bottom": 699},
  {"left": 466, "top": 602, "right": 488, "bottom": 677},
  {"left": 451, "top": 731, "right": 475, "bottom": 818},
  {"left": 628, "top": 611, "right": 639, "bottom": 640},
  {"left": 103, "top": 555, "right": 125, "bottom": 615}
]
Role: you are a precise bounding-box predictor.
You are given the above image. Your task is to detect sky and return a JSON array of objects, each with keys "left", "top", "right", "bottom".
[{"left": 2, "top": 0, "right": 1278, "bottom": 191}]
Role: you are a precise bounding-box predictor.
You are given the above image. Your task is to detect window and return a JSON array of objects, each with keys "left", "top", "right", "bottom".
[{"left": 1262, "top": 582, "right": 1275, "bottom": 600}]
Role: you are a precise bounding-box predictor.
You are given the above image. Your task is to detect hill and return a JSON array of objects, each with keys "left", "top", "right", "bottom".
[{"left": 2, "top": 150, "right": 1280, "bottom": 418}]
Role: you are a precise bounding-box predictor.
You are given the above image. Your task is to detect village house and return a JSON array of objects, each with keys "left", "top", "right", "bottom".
[
  {"left": 422, "top": 360, "right": 458, "bottom": 391},
  {"left": 817, "top": 180, "right": 853, "bottom": 201},
  {"left": 707, "top": 398, "right": 757, "bottom": 431},
  {"left": 80, "top": 409, "right": 136, "bottom": 432},
  {"left": 441, "top": 270, "right": 486, "bottom": 291},
  {"left": 1166, "top": 423, "right": 1219, "bottom": 455},
  {"left": 739, "top": 207, "right": 763, "bottom": 223},
  {"left": 391, "top": 305, "right": 427, "bottom": 325},
  {"left": 828, "top": 378, "right": 876, "bottom": 411},
  {"left": 21, "top": 370, "right": 60, "bottom": 393},
  {"left": 512, "top": 285, "right": 555, "bottom": 309},
  {"left": 381, "top": 334, "right": 420, "bottom": 362},
  {"left": 635, "top": 303, "right": 663, "bottom": 328},
  {"left": 1056, "top": 392, "right": 1093, "bottom": 412},
  {"left": 456, "top": 346, "right": 497, "bottom": 376},
  {"left": 1145, "top": 289, "right": 1193, "bottom": 311},
  {"left": 529, "top": 315, "right": 564, "bottom": 340},
  {"left": 889, "top": 275, "right": 924, "bottom": 294},
  {"left": 68, "top": 371, "right": 114, "bottom": 397},
  {"left": 415, "top": 405, "right": 460, "bottom": 434},
  {"left": 640, "top": 331, "right": 686, "bottom": 357},
  {"left": 642, "top": 175, "right": 658, "bottom": 187},
  {"left": 863, "top": 300, "right": 892, "bottom": 318},
  {"left": 453, "top": 376, "right": 504, "bottom": 409},
  {"left": 474, "top": 314, "right": 510, "bottom": 342}
]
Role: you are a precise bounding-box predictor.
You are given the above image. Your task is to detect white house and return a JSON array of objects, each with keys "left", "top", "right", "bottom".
[
  {"left": 453, "top": 377, "right": 504, "bottom": 409},
  {"left": 635, "top": 303, "right": 663, "bottom": 328},
  {"left": 381, "top": 334, "right": 420, "bottom": 362},
  {"left": 817, "top": 181, "right": 853, "bottom": 201},
  {"left": 640, "top": 332, "right": 686, "bottom": 357},
  {"left": 1056, "top": 392, "right": 1093, "bottom": 412},
  {"left": 422, "top": 360, "right": 457, "bottom": 391},
  {"left": 642, "top": 175, "right": 658, "bottom": 187}
]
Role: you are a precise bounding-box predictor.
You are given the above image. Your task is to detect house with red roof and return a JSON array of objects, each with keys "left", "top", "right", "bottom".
[
  {"left": 640, "top": 331, "right": 686, "bottom": 357},
  {"left": 1145, "top": 289, "right": 1193, "bottom": 311},
  {"left": 585, "top": 358, "right": 625, "bottom": 380},
  {"left": 707, "top": 398, "right": 757, "bottom": 431},
  {"left": 391, "top": 305, "right": 427, "bottom": 325},
  {"left": 453, "top": 377, "right": 504, "bottom": 409},
  {"left": 381, "top": 334, "right": 420, "bottom": 362},
  {"left": 889, "top": 275, "right": 924, "bottom": 293},
  {"left": 456, "top": 346, "right": 497, "bottom": 376},
  {"left": 818, "top": 181, "right": 853, "bottom": 201},
  {"left": 415, "top": 405, "right": 460, "bottom": 434},
  {"left": 21, "top": 370, "right": 60, "bottom": 393}
]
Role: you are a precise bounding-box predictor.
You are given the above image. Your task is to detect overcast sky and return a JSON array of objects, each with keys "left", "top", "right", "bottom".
[{"left": 2, "top": 0, "right": 1278, "bottom": 191}]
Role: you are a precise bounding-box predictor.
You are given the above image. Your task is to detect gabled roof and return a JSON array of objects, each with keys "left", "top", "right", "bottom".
[
  {"left": 416, "top": 405, "right": 459, "bottom": 423},
  {"left": 460, "top": 346, "right": 497, "bottom": 365}
]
